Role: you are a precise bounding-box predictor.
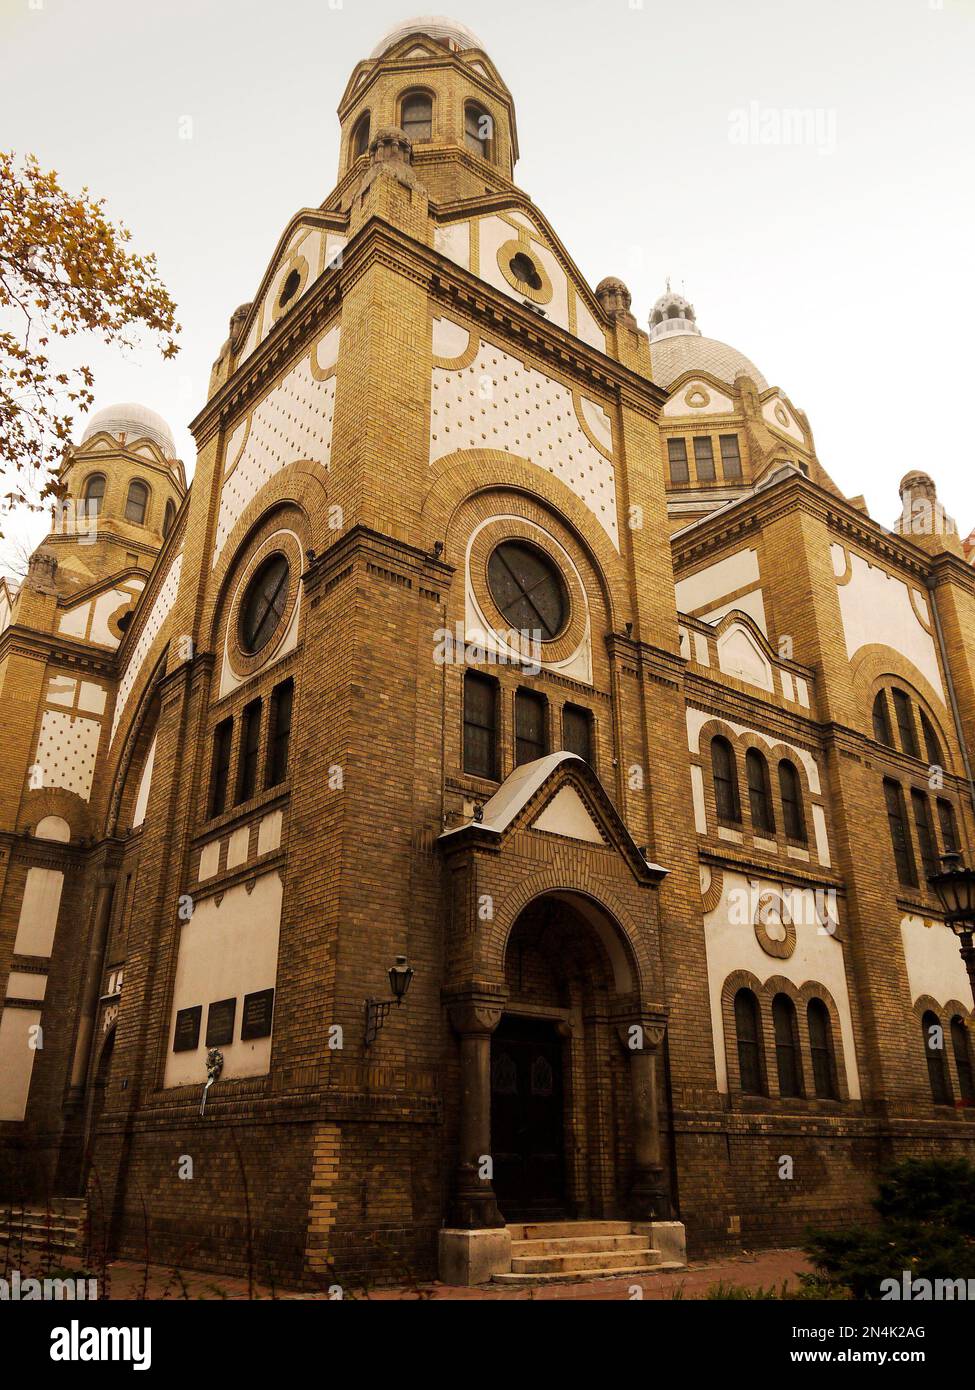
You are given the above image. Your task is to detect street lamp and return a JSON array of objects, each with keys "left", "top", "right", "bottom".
[
  {"left": 364, "top": 955, "right": 415, "bottom": 1047},
  {"left": 927, "top": 852, "right": 975, "bottom": 1005}
]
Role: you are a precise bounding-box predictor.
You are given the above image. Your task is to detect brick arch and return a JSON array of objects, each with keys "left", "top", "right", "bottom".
[
  {"left": 18, "top": 786, "right": 94, "bottom": 842},
  {"left": 419, "top": 447, "right": 626, "bottom": 623},
  {"left": 209, "top": 459, "right": 328, "bottom": 590},
  {"left": 849, "top": 646, "right": 954, "bottom": 761},
  {"left": 693, "top": 714, "right": 821, "bottom": 845},
  {"left": 204, "top": 497, "right": 310, "bottom": 653},
  {"left": 719, "top": 969, "right": 768, "bottom": 1095},
  {"left": 484, "top": 871, "right": 657, "bottom": 1003},
  {"left": 794, "top": 981, "right": 851, "bottom": 1102}
]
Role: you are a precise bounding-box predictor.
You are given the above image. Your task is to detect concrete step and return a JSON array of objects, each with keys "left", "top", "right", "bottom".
[
  {"left": 494, "top": 1262, "right": 670, "bottom": 1285},
  {"left": 511, "top": 1247, "right": 660, "bottom": 1275},
  {"left": 506, "top": 1220, "right": 632, "bottom": 1241},
  {"left": 512, "top": 1233, "right": 648, "bottom": 1257},
  {"left": 0, "top": 1231, "right": 82, "bottom": 1253}
]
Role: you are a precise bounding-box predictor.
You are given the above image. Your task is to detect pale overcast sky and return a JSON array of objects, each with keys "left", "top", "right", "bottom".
[{"left": 2, "top": 0, "right": 973, "bottom": 570}]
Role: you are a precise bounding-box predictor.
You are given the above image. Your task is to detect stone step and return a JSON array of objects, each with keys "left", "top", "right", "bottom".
[
  {"left": 511, "top": 1247, "right": 660, "bottom": 1275},
  {"left": 0, "top": 1219, "right": 83, "bottom": 1238},
  {"left": 506, "top": 1220, "right": 632, "bottom": 1241},
  {"left": 493, "top": 1261, "right": 670, "bottom": 1286},
  {"left": 1, "top": 1201, "right": 85, "bottom": 1218},
  {"left": 512, "top": 1233, "right": 648, "bottom": 1257},
  {"left": 0, "top": 1230, "right": 81, "bottom": 1252}
]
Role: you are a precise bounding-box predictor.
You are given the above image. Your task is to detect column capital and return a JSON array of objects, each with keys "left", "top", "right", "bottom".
[
  {"left": 444, "top": 984, "right": 508, "bottom": 1037},
  {"left": 614, "top": 1005, "right": 668, "bottom": 1052}
]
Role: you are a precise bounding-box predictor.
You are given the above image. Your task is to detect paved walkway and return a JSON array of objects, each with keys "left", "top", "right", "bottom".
[{"left": 6, "top": 1247, "right": 812, "bottom": 1300}]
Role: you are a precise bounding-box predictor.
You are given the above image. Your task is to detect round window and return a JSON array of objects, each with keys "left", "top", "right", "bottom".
[
  {"left": 509, "top": 252, "right": 543, "bottom": 291},
  {"left": 487, "top": 541, "right": 568, "bottom": 641},
  {"left": 238, "top": 554, "right": 291, "bottom": 655},
  {"left": 279, "top": 269, "right": 301, "bottom": 308}
]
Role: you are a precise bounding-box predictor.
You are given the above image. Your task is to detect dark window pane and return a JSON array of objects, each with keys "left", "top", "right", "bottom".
[
  {"left": 209, "top": 718, "right": 233, "bottom": 818},
  {"left": 884, "top": 778, "right": 917, "bottom": 886},
  {"left": 401, "top": 92, "right": 432, "bottom": 141},
  {"left": 463, "top": 672, "right": 497, "bottom": 779},
  {"left": 125, "top": 480, "right": 149, "bottom": 524},
  {"left": 773, "top": 994, "right": 802, "bottom": 1098},
  {"left": 515, "top": 689, "right": 546, "bottom": 766},
  {"left": 719, "top": 434, "right": 742, "bottom": 481},
  {"left": 923, "top": 1010, "right": 952, "bottom": 1105},
  {"left": 265, "top": 679, "right": 293, "bottom": 788},
  {"left": 352, "top": 112, "right": 370, "bottom": 157},
  {"left": 779, "top": 760, "right": 806, "bottom": 842},
  {"left": 734, "top": 989, "right": 764, "bottom": 1094},
  {"left": 162, "top": 499, "right": 176, "bottom": 537},
  {"left": 84, "top": 474, "right": 106, "bottom": 514},
  {"left": 239, "top": 554, "right": 290, "bottom": 656},
  {"left": 746, "top": 749, "right": 775, "bottom": 834},
  {"left": 808, "top": 998, "right": 838, "bottom": 1099},
  {"left": 465, "top": 103, "right": 492, "bottom": 157},
  {"left": 951, "top": 1016, "right": 975, "bottom": 1105},
  {"left": 937, "top": 799, "right": 959, "bottom": 854},
  {"left": 892, "top": 688, "right": 919, "bottom": 757},
  {"left": 911, "top": 789, "right": 938, "bottom": 879},
  {"left": 920, "top": 710, "right": 942, "bottom": 767},
  {"left": 872, "top": 692, "right": 893, "bottom": 746},
  {"left": 236, "top": 699, "right": 262, "bottom": 804},
  {"left": 712, "top": 737, "right": 741, "bottom": 825},
  {"left": 487, "top": 541, "right": 567, "bottom": 642},
  {"left": 693, "top": 436, "right": 715, "bottom": 482},
  {"left": 667, "top": 437, "right": 689, "bottom": 484},
  {"left": 562, "top": 704, "right": 592, "bottom": 763}
]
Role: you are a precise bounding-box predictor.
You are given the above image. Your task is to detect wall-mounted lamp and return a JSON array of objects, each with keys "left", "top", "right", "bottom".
[{"left": 364, "top": 955, "right": 415, "bottom": 1047}]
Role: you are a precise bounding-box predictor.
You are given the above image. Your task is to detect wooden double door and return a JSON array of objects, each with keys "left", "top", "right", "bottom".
[{"left": 490, "top": 1015, "right": 566, "bottom": 1221}]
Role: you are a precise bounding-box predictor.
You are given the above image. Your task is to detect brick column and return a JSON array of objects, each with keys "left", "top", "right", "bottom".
[
  {"left": 446, "top": 986, "right": 506, "bottom": 1229},
  {"left": 618, "top": 1011, "right": 670, "bottom": 1219}
]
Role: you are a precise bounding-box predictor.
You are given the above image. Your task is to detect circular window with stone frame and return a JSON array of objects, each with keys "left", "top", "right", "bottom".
[
  {"left": 496, "top": 238, "right": 553, "bottom": 307},
  {"left": 227, "top": 530, "right": 303, "bottom": 680},
  {"left": 238, "top": 553, "right": 291, "bottom": 656},
  {"left": 486, "top": 539, "right": 569, "bottom": 644}
]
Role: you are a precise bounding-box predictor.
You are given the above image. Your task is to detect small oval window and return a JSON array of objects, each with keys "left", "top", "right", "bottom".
[
  {"left": 509, "top": 252, "right": 542, "bottom": 291},
  {"left": 279, "top": 269, "right": 301, "bottom": 308}
]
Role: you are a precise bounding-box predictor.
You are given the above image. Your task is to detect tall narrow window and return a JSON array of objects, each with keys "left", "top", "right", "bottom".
[
  {"left": 401, "top": 91, "right": 432, "bottom": 142},
  {"left": 236, "top": 699, "right": 262, "bottom": 804},
  {"left": 162, "top": 499, "right": 176, "bottom": 538},
  {"left": 711, "top": 736, "right": 741, "bottom": 825},
  {"left": 951, "top": 1016, "right": 975, "bottom": 1105},
  {"left": 125, "top": 479, "right": 149, "bottom": 525},
  {"left": 778, "top": 760, "right": 806, "bottom": 842},
  {"left": 464, "top": 102, "right": 492, "bottom": 158},
  {"left": 719, "top": 434, "right": 742, "bottom": 481},
  {"left": 937, "top": 798, "right": 959, "bottom": 854},
  {"left": 772, "top": 994, "right": 802, "bottom": 1098},
  {"left": 872, "top": 691, "right": 893, "bottom": 746},
  {"left": 693, "top": 436, "right": 715, "bottom": 482},
  {"left": 883, "top": 777, "right": 917, "bottom": 886},
  {"left": 463, "top": 672, "right": 497, "bottom": 779},
  {"left": 746, "top": 749, "right": 775, "bottom": 834},
  {"left": 667, "top": 438, "right": 689, "bottom": 484},
  {"left": 734, "top": 988, "right": 765, "bottom": 1095},
  {"left": 83, "top": 474, "right": 106, "bottom": 515},
  {"left": 265, "top": 678, "right": 294, "bottom": 789},
  {"left": 562, "top": 704, "right": 593, "bottom": 763},
  {"left": 515, "top": 689, "right": 546, "bottom": 766},
  {"left": 208, "top": 718, "right": 233, "bottom": 818},
  {"left": 351, "top": 111, "right": 370, "bottom": 159},
  {"left": 922, "top": 1010, "right": 952, "bottom": 1105},
  {"left": 808, "top": 998, "right": 838, "bottom": 1099},
  {"left": 920, "top": 709, "right": 942, "bottom": 768},
  {"left": 892, "top": 688, "right": 919, "bottom": 757},
  {"left": 911, "top": 789, "right": 938, "bottom": 879}
]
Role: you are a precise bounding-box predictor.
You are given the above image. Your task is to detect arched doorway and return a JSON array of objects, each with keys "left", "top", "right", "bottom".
[{"left": 490, "top": 892, "right": 661, "bottom": 1222}]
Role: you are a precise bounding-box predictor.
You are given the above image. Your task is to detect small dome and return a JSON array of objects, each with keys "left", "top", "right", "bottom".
[
  {"left": 649, "top": 288, "right": 699, "bottom": 341},
  {"left": 79, "top": 403, "right": 175, "bottom": 457},
  {"left": 370, "top": 15, "right": 485, "bottom": 58}
]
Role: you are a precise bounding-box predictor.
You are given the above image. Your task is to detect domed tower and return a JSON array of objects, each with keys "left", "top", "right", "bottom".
[{"left": 51, "top": 402, "right": 186, "bottom": 591}]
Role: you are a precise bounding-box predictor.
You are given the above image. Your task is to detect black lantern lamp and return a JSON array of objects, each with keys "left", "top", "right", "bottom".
[
  {"left": 928, "top": 852, "right": 975, "bottom": 1004},
  {"left": 365, "top": 956, "right": 415, "bottom": 1046}
]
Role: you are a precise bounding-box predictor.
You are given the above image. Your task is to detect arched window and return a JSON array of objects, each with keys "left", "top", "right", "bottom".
[
  {"left": 778, "top": 760, "right": 806, "bottom": 842},
  {"left": 951, "top": 1016, "right": 975, "bottom": 1105},
  {"left": 772, "top": 994, "right": 802, "bottom": 1098},
  {"left": 400, "top": 91, "right": 432, "bottom": 143},
  {"left": 711, "top": 736, "right": 741, "bottom": 825},
  {"left": 891, "top": 687, "right": 919, "bottom": 757},
  {"left": 920, "top": 709, "right": 942, "bottom": 767},
  {"left": 463, "top": 671, "right": 498, "bottom": 779},
  {"left": 807, "top": 998, "right": 838, "bottom": 1099},
  {"left": 883, "top": 777, "right": 917, "bottom": 887},
  {"left": 124, "top": 479, "right": 149, "bottom": 525},
  {"left": 937, "top": 798, "right": 959, "bottom": 854},
  {"left": 162, "top": 499, "right": 176, "bottom": 538},
  {"left": 734, "top": 988, "right": 765, "bottom": 1095},
  {"left": 872, "top": 691, "right": 893, "bottom": 746},
  {"left": 83, "top": 473, "right": 106, "bottom": 515},
  {"left": 464, "top": 102, "right": 493, "bottom": 158},
  {"left": 922, "top": 1010, "right": 952, "bottom": 1105},
  {"left": 745, "top": 749, "right": 775, "bottom": 834},
  {"left": 911, "top": 789, "right": 938, "bottom": 878},
  {"left": 351, "top": 111, "right": 371, "bottom": 159}
]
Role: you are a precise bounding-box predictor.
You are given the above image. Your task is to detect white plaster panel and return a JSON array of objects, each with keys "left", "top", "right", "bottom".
[
  {"left": 835, "top": 549, "right": 945, "bottom": 702},
  {"left": 690, "top": 764, "right": 707, "bottom": 833},
  {"left": 434, "top": 221, "right": 471, "bottom": 271},
  {"left": 432, "top": 316, "right": 471, "bottom": 360},
  {"left": 701, "top": 588, "right": 768, "bottom": 634},
  {"left": 164, "top": 871, "right": 282, "bottom": 1086},
  {"left": 574, "top": 295, "right": 606, "bottom": 352},
  {"left": 580, "top": 398, "right": 613, "bottom": 452},
  {"left": 78, "top": 681, "right": 107, "bottom": 715},
  {"left": 662, "top": 380, "right": 735, "bottom": 416},
  {"left": 213, "top": 343, "right": 338, "bottom": 565},
  {"left": 257, "top": 810, "right": 283, "bottom": 856},
  {"left": 198, "top": 841, "right": 220, "bottom": 882},
  {"left": 762, "top": 395, "right": 805, "bottom": 443},
  {"left": 531, "top": 786, "right": 604, "bottom": 843},
  {"left": 716, "top": 623, "right": 774, "bottom": 692},
  {"left": 678, "top": 626, "right": 691, "bottom": 660},
  {"left": 13, "top": 868, "right": 64, "bottom": 957},
  {"left": 0, "top": 1008, "right": 42, "bottom": 1121},
  {"left": 111, "top": 551, "right": 183, "bottom": 743},
  {"left": 477, "top": 216, "right": 570, "bottom": 331},
  {"left": 227, "top": 826, "right": 250, "bottom": 870},
  {"left": 812, "top": 804, "right": 831, "bottom": 867},
  {"left": 5, "top": 971, "right": 46, "bottom": 1001},
  {"left": 705, "top": 870, "right": 859, "bottom": 1097},
  {"left": 781, "top": 670, "right": 795, "bottom": 701},
  {"left": 692, "top": 632, "right": 710, "bottom": 666},
  {"left": 900, "top": 914, "right": 972, "bottom": 1008},
  {"left": 90, "top": 587, "right": 138, "bottom": 647},
  {"left": 57, "top": 604, "right": 89, "bottom": 640},
  {"left": 795, "top": 676, "right": 810, "bottom": 708},
  {"left": 432, "top": 334, "right": 618, "bottom": 547},
  {"left": 675, "top": 550, "right": 760, "bottom": 615},
  {"left": 35, "top": 710, "right": 100, "bottom": 800},
  {"left": 132, "top": 735, "right": 157, "bottom": 829}
]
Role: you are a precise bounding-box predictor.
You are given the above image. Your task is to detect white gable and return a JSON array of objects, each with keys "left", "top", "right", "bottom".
[{"left": 530, "top": 785, "right": 605, "bottom": 844}]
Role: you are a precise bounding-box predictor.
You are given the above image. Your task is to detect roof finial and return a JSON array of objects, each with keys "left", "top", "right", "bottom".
[{"left": 665, "top": 274, "right": 671, "bottom": 293}]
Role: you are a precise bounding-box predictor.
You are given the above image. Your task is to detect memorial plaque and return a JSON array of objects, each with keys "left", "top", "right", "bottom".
[
  {"left": 205, "top": 997, "right": 237, "bottom": 1047},
  {"left": 173, "top": 1005, "right": 202, "bottom": 1053},
  {"left": 241, "top": 988, "right": 274, "bottom": 1041}
]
